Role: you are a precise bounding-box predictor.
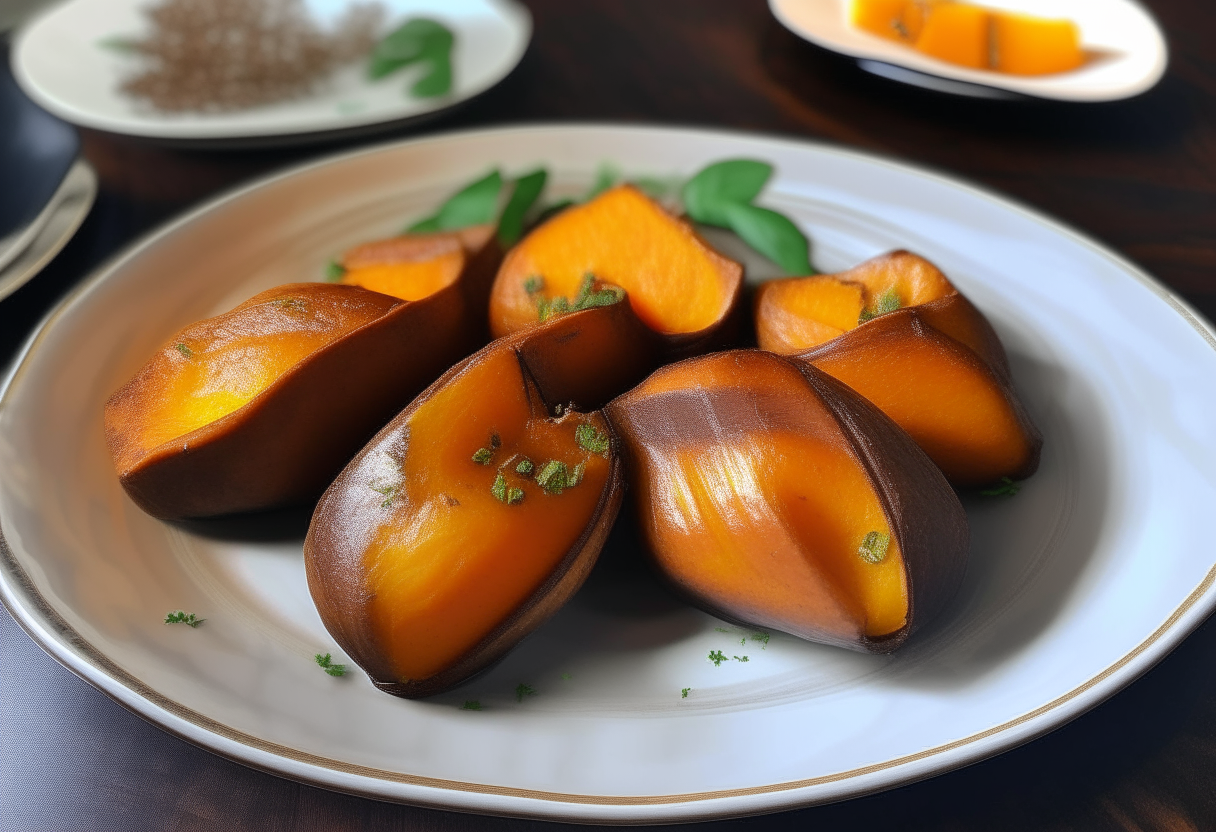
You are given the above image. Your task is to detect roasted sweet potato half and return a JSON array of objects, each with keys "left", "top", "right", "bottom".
[
  {"left": 755, "top": 250, "right": 1040, "bottom": 486},
  {"left": 105, "top": 278, "right": 491, "bottom": 520},
  {"left": 489, "top": 184, "right": 744, "bottom": 357},
  {"left": 305, "top": 304, "right": 657, "bottom": 697},
  {"left": 604, "top": 350, "right": 969, "bottom": 653},
  {"left": 797, "top": 307, "right": 1041, "bottom": 487}
]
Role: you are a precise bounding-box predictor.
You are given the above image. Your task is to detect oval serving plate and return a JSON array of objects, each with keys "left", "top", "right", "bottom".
[
  {"left": 769, "top": 0, "right": 1168, "bottom": 102},
  {"left": 2, "top": 125, "right": 1216, "bottom": 823},
  {"left": 10, "top": 0, "right": 531, "bottom": 145}
]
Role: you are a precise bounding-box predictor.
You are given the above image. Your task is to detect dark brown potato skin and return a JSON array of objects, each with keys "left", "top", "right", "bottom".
[
  {"left": 798, "top": 306, "right": 1043, "bottom": 485},
  {"left": 604, "top": 350, "right": 969, "bottom": 653},
  {"left": 305, "top": 303, "right": 656, "bottom": 697},
  {"left": 106, "top": 234, "right": 502, "bottom": 520},
  {"left": 798, "top": 363, "right": 969, "bottom": 650}
]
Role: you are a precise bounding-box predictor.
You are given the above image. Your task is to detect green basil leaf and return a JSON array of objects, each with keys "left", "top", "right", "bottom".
[
  {"left": 407, "top": 169, "right": 503, "bottom": 232},
  {"left": 585, "top": 163, "right": 619, "bottom": 200},
  {"left": 369, "top": 18, "right": 451, "bottom": 79},
  {"left": 497, "top": 169, "right": 548, "bottom": 246},
  {"left": 682, "top": 159, "right": 773, "bottom": 226},
  {"left": 411, "top": 41, "right": 454, "bottom": 97},
  {"left": 722, "top": 202, "right": 811, "bottom": 276}
]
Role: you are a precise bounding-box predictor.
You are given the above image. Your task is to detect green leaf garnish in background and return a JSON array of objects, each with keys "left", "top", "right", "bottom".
[
  {"left": 164, "top": 610, "right": 203, "bottom": 627},
  {"left": 314, "top": 653, "right": 346, "bottom": 677},
  {"left": 324, "top": 259, "right": 346, "bottom": 282},
  {"left": 708, "top": 649, "right": 728, "bottom": 667},
  {"left": 460, "top": 700, "right": 483, "bottom": 710},
  {"left": 585, "top": 163, "right": 619, "bottom": 200},
  {"left": 409, "top": 169, "right": 503, "bottom": 233},
  {"left": 681, "top": 687, "right": 691, "bottom": 698},
  {"left": 980, "top": 477, "right": 1021, "bottom": 497},
  {"left": 515, "top": 683, "right": 537, "bottom": 702},
  {"left": 721, "top": 202, "right": 812, "bottom": 276},
  {"left": 681, "top": 159, "right": 772, "bottom": 226},
  {"left": 497, "top": 169, "right": 548, "bottom": 246},
  {"left": 368, "top": 18, "right": 454, "bottom": 98}
]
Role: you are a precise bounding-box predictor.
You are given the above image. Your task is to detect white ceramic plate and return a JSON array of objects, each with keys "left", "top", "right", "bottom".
[
  {"left": 10, "top": 0, "right": 531, "bottom": 144},
  {"left": 769, "top": 0, "right": 1168, "bottom": 101},
  {"left": 2, "top": 125, "right": 1216, "bottom": 824},
  {"left": 0, "top": 159, "right": 96, "bottom": 303}
]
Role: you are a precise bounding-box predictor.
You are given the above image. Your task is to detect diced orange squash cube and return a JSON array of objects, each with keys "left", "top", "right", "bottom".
[
  {"left": 993, "top": 12, "right": 1084, "bottom": 75},
  {"left": 915, "top": 2, "right": 991, "bottom": 69}
]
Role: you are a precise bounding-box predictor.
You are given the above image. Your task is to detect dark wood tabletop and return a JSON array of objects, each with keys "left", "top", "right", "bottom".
[{"left": 3, "top": 1, "right": 1216, "bottom": 829}]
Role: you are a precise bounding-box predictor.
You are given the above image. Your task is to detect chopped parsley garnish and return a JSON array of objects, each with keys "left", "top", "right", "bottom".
[
  {"left": 515, "top": 683, "right": 537, "bottom": 702},
  {"left": 733, "top": 655, "right": 750, "bottom": 663},
  {"left": 535, "top": 273, "right": 625, "bottom": 322},
  {"left": 681, "top": 687, "right": 691, "bottom": 699},
  {"left": 460, "top": 700, "right": 483, "bottom": 711},
  {"left": 714, "top": 627, "right": 729, "bottom": 633},
  {"left": 472, "top": 446, "right": 495, "bottom": 464},
  {"left": 175, "top": 343, "right": 192, "bottom": 358},
  {"left": 575, "top": 423, "right": 610, "bottom": 455},
  {"left": 314, "top": 653, "right": 346, "bottom": 677},
  {"left": 980, "top": 477, "right": 1021, "bottom": 497},
  {"left": 164, "top": 610, "right": 203, "bottom": 627},
  {"left": 859, "top": 288, "right": 902, "bottom": 324},
  {"left": 491, "top": 473, "right": 508, "bottom": 502},
  {"left": 515, "top": 458, "right": 534, "bottom": 475},
  {"left": 523, "top": 276, "right": 544, "bottom": 295},
  {"left": 561, "top": 673, "right": 573, "bottom": 680},
  {"left": 858, "top": 531, "right": 891, "bottom": 564},
  {"left": 536, "top": 460, "right": 571, "bottom": 495},
  {"left": 751, "top": 631, "right": 770, "bottom": 648},
  {"left": 708, "top": 649, "right": 728, "bottom": 667},
  {"left": 506, "top": 487, "right": 524, "bottom": 505},
  {"left": 369, "top": 483, "right": 397, "bottom": 509}
]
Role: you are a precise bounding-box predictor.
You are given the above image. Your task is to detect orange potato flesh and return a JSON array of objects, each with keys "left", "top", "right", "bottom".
[
  {"left": 609, "top": 353, "right": 908, "bottom": 644},
  {"left": 110, "top": 284, "right": 397, "bottom": 473},
  {"left": 356, "top": 347, "right": 613, "bottom": 682},
  {"left": 490, "top": 185, "right": 742, "bottom": 340},
  {"left": 340, "top": 250, "right": 464, "bottom": 301},
  {"left": 993, "top": 13, "right": 1084, "bottom": 75},
  {"left": 339, "top": 225, "right": 494, "bottom": 302},
  {"left": 803, "top": 309, "right": 1038, "bottom": 486},
  {"left": 754, "top": 251, "right": 956, "bottom": 354}
]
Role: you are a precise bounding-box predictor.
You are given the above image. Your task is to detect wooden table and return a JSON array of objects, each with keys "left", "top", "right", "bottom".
[{"left": 3, "top": 1, "right": 1215, "bottom": 828}]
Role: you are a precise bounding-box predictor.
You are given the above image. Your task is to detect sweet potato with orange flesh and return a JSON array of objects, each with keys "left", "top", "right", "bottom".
[
  {"left": 105, "top": 274, "right": 497, "bottom": 520},
  {"left": 755, "top": 250, "right": 961, "bottom": 354},
  {"left": 306, "top": 306, "right": 647, "bottom": 697},
  {"left": 605, "top": 350, "right": 967, "bottom": 651},
  {"left": 754, "top": 251, "right": 1039, "bottom": 485},
  {"left": 489, "top": 185, "right": 743, "bottom": 355},
  {"left": 914, "top": 2, "right": 991, "bottom": 69},
  {"left": 339, "top": 225, "right": 495, "bottom": 303},
  {"left": 798, "top": 308, "right": 1041, "bottom": 487}
]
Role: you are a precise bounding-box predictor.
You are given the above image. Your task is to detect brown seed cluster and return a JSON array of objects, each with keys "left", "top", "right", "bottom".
[{"left": 120, "top": 0, "right": 384, "bottom": 113}]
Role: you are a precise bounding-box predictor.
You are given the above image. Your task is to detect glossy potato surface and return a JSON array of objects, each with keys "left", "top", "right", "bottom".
[
  {"left": 606, "top": 350, "right": 968, "bottom": 652},
  {"left": 490, "top": 185, "right": 743, "bottom": 354},
  {"left": 306, "top": 304, "right": 650, "bottom": 697}
]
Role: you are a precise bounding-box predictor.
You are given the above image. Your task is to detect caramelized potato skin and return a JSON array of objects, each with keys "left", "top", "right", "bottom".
[
  {"left": 798, "top": 308, "right": 1041, "bottom": 486},
  {"left": 106, "top": 225, "right": 503, "bottom": 520},
  {"left": 305, "top": 304, "right": 656, "bottom": 697},
  {"left": 605, "top": 350, "right": 969, "bottom": 652}
]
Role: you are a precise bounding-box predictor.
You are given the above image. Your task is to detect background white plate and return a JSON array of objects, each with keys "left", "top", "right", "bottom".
[
  {"left": 10, "top": 0, "right": 531, "bottom": 143},
  {"left": 769, "top": 0, "right": 1168, "bottom": 102},
  {"left": 2, "top": 125, "right": 1216, "bottom": 824}
]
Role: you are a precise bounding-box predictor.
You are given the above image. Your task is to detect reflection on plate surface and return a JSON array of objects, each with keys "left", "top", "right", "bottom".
[{"left": 1, "top": 125, "right": 1215, "bottom": 823}]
